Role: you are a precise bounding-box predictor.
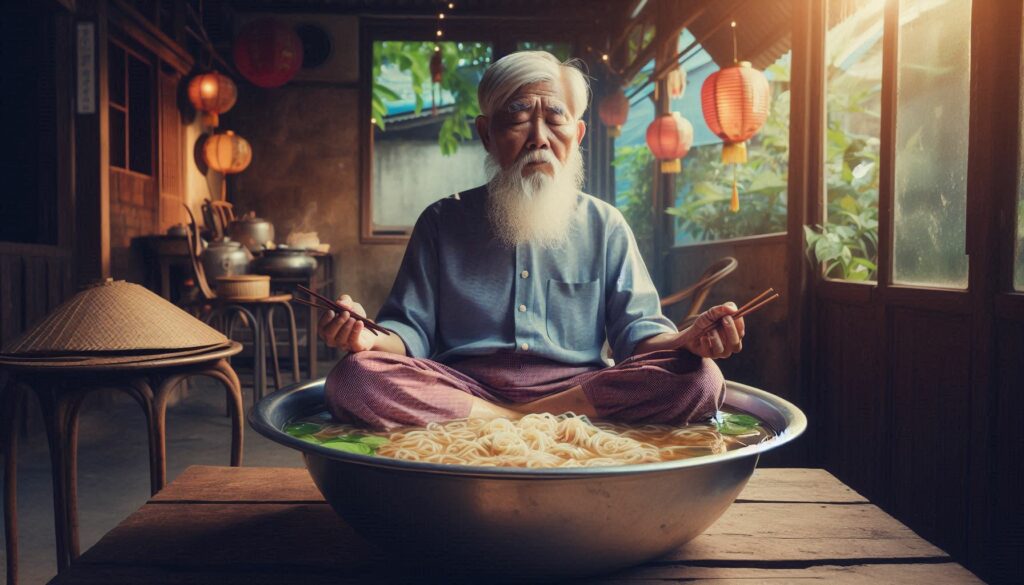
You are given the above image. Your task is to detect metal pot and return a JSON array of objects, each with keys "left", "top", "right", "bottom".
[
  {"left": 200, "top": 238, "right": 251, "bottom": 281},
  {"left": 251, "top": 246, "right": 318, "bottom": 278},
  {"left": 228, "top": 215, "right": 275, "bottom": 253},
  {"left": 250, "top": 381, "right": 807, "bottom": 582}
]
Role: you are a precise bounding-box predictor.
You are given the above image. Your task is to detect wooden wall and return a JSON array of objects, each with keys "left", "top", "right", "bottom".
[{"left": 0, "top": 245, "right": 74, "bottom": 349}]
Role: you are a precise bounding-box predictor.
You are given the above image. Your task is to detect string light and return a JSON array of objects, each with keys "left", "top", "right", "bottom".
[
  {"left": 436, "top": 29, "right": 443, "bottom": 37},
  {"left": 439, "top": 12, "right": 445, "bottom": 19},
  {"left": 448, "top": 2, "right": 455, "bottom": 8},
  {"left": 601, "top": 54, "right": 609, "bottom": 61}
]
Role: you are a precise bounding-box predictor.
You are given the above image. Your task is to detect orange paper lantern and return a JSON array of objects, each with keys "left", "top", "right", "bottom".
[
  {"left": 187, "top": 72, "right": 237, "bottom": 127},
  {"left": 700, "top": 60, "right": 771, "bottom": 211},
  {"left": 598, "top": 87, "right": 630, "bottom": 137},
  {"left": 645, "top": 112, "right": 693, "bottom": 174},
  {"left": 203, "top": 131, "right": 252, "bottom": 174},
  {"left": 700, "top": 61, "right": 770, "bottom": 164}
]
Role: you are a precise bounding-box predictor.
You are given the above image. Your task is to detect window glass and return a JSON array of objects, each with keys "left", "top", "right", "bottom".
[
  {"left": 371, "top": 41, "right": 491, "bottom": 232},
  {"left": 817, "top": 0, "right": 884, "bottom": 282},
  {"left": 671, "top": 30, "right": 790, "bottom": 244},
  {"left": 516, "top": 41, "right": 572, "bottom": 62},
  {"left": 613, "top": 59, "right": 656, "bottom": 265},
  {"left": 892, "top": 0, "right": 971, "bottom": 287}
]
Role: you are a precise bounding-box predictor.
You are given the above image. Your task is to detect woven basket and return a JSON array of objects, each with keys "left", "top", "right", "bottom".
[
  {"left": 215, "top": 275, "right": 270, "bottom": 300},
  {"left": 1, "top": 279, "right": 228, "bottom": 355}
]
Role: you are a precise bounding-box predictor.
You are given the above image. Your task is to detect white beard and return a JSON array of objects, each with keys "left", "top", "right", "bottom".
[{"left": 485, "top": 146, "right": 585, "bottom": 249}]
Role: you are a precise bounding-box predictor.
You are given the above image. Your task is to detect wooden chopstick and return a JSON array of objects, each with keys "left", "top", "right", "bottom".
[
  {"left": 736, "top": 287, "right": 776, "bottom": 314},
  {"left": 294, "top": 286, "right": 392, "bottom": 336},
  {"left": 697, "top": 288, "right": 780, "bottom": 337}
]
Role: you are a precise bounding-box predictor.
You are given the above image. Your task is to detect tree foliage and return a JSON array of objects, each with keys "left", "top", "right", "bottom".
[{"left": 371, "top": 41, "right": 491, "bottom": 156}]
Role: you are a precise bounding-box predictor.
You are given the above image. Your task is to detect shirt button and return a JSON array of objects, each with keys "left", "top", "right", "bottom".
[
  {"left": 521, "top": 342, "right": 529, "bottom": 351},
  {"left": 518, "top": 304, "right": 527, "bottom": 312},
  {"left": 520, "top": 270, "right": 529, "bottom": 279}
]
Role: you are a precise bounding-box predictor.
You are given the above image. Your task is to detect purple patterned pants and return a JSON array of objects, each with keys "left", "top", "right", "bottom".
[{"left": 325, "top": 349, "right": 726, "bottom": 431}]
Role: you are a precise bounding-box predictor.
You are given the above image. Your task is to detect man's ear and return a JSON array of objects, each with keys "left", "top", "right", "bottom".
[
  {"left": 475, "top": 115, "right": 491, "bottom": 151},
  {"left": 576, "top": 120, "right": 587, "bottom": 145}
]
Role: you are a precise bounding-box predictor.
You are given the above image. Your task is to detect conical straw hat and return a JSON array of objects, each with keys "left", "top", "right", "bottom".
[{"left": 2, "top": 279, "right": 228, "bottom": 355}]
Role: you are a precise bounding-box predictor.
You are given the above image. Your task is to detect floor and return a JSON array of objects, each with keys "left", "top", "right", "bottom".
[{"left": 0, "top": 364, "right": 330, "bottom": 585}]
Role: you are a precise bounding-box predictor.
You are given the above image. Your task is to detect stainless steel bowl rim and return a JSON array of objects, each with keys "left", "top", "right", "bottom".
[{"left": 249, "top": 378, "right": 806, "bottom": 479}]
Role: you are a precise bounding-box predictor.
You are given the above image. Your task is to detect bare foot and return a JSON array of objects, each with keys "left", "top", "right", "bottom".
[
  {"left": 511, "top": 385, "right": 599, "bottom": 418},
  {"left": 467, "top": 396, "right": 524, "bottom": 421}
]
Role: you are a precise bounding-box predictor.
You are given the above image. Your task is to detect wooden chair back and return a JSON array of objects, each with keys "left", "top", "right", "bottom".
[{"left": 660, "top": 257, "right": 739, "bottom": 330}]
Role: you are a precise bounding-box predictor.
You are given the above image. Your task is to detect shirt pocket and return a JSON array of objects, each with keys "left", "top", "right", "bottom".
[{"left": 545, "top": 278, "right": 602, "bottom": 351}]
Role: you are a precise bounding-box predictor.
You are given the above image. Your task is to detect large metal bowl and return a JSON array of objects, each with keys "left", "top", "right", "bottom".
[{"left": 249, "top": 380, "right": 806, "bottom": 581}]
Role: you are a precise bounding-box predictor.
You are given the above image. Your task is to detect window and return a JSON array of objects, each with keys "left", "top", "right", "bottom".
[
  {"left": 892, "top": 0, "right": 971, "bottom": 287},
  {"left": 818, "top": 0, "right": 884, "bottom": 282},
  {"left": 109, "top": 40, "right": 154, "bottom": 175},
  {"left": 669, "top": 31, "right": 791, "bottom": 244},
  {"left": 613, "top": 59, "right": 656, "bottom": 265},
  {"left": 369, "top": 40, "right": 492, "bottom": 236}
]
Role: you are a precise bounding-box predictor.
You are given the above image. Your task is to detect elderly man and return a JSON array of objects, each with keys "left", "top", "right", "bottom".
[{"left": 319, "top": 51, "right": 745, "bottom": 431}]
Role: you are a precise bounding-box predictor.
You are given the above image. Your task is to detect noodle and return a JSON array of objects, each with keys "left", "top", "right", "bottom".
[{"left": 370, "top": 413, "right": 732, "bottom": 468}]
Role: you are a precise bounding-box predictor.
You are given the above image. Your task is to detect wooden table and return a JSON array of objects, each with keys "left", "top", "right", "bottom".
[
  {"left": 47, "top": 466, "right": 982, "bottom": 584},
  {"left": 1, "top": 346, "right": 245, "bottom": 585}
]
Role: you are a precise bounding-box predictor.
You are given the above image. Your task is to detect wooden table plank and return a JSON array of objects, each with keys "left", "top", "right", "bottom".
[
  {"left": 595, "top": 562, "right": 984, "bottom": 584},
  {"left": 50, "top": 467, "right": 981, "bottom": 585},
  {"left": 739, "top": 467, "right": 868, "bottom": 503},
  {"left": 152, "top": 466, "right": 321, "bottom": 503}
]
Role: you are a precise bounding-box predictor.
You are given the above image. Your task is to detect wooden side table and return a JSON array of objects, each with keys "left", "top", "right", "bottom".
[
  {"left": 48, "top": 466, "right": 984, "bottom": 584},
  {"left": 1, "top": 343, "right": 245, "bottom": 585}
]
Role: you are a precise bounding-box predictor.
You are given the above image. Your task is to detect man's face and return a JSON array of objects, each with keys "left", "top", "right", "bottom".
[{"left": 477, "top": 80, "right": 586, "bottom": 177}]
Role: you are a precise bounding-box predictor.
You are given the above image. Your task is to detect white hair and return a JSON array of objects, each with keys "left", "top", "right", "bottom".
[{"left": 477, "top": 51, "right": 590, "bottom": 119}]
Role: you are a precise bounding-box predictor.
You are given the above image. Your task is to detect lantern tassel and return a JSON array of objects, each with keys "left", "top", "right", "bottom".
[{"left": 730, "top": 166, "right": 740, "bottom": 213}]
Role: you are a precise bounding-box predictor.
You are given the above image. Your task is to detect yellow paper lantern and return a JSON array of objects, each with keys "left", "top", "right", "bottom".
[
  {"left": 187, "top": 72, "right": 237, "bottom": 127},
  {"left": 203, "top": 131, "right": 252, "bottom": 174}
]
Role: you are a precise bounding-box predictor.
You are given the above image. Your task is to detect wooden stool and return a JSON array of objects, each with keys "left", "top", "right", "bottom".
[{"left": 0, "top": 343, "right": 244, "bottom": 584}]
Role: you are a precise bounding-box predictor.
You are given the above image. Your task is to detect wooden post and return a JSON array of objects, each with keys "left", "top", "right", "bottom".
[{"left": 74, "top": 0, "right": 111, "bottom": 285}]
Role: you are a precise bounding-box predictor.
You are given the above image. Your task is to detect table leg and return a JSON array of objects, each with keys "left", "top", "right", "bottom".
[
  {"left": 307, "top": 276, "right": 318, "bottom": 380},
  {"left": 65, "top": 391, "right": 92, "bottom": 562},
  {"left": 265, "top": 305, "right": 283, "bottom": 391},
  {"left": 35, "top": 386, "right": 72, "bottom": 573},
  {"left": 282, "top": 300, "right": 301, "bottom": 383},
  {"left": 123, "top": 379, "right": 159, "bottom": 496},
  {"left": 204, "top": 360, "right": 244, "bottom": 468},
  {"left": 3, "top": 383, "right": 23, "bottom": 585}
]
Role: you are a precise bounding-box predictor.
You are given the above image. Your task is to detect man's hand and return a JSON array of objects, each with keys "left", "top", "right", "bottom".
[
  {"left": 317, "top": 294, "right": 376, "bottom": 353},
  {"left": 677, "top": 302, "right": 745, "bottom": 359}
]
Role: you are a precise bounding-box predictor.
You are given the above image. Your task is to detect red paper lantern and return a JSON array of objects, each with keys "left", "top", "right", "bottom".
[
  {"left": 598, "top": 87, "right": 630, "bottom": 137},
  {"left": 645, "top": 112, "right": 693, "bottom": 174},
  {"left": 429, "top": 50, "right": 444, "bottom": 116},
  {"left": 187, "top": 72, "right": 237, "bottom": 127},
  {"left": 700, "top": 60, "right": 770, "bottom": 164},
  {"left": 233, "top": 19, "right": 303, "bottom": 88},
  {"left": 700, "top": 60, "right": 771, "bottom": 211}
]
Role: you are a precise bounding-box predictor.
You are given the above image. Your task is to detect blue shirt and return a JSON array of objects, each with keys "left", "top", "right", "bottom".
[{"left": 375, "top": 185, "right": 677, "bottom": 366}]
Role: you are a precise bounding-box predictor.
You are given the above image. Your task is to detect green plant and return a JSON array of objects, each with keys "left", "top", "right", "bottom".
[
  {"left": 612, "top": 145, "right": 656, "bottom": 265},
  {"left": 372, "top": 41, "right": 491, "bottom": 155}
]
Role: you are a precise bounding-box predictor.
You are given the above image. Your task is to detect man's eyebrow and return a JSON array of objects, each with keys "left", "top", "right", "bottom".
[
  {"left": 545, "top": 103, "right": 567, "bottom": 115},
  {"left": 505, "top": 100, "right": 532, "bottom": 113}
]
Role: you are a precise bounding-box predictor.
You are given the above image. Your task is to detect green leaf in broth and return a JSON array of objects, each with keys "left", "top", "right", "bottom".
[
  {"left": 353, "top": 435, "right": 389, "bottom": 447},
  {"left": 724, "top": 414, "right": 760, "bottom": 427},
  {"left": 284, "top": 422, "right": 324, "bottom": 437},
  {"left": 715, "top": 413, "right": 762, "bottom": 435}
]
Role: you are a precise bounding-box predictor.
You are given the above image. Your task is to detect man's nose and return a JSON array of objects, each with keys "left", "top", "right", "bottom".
[{"left": 526, "top": 117, "right": 550, "bottom": 150}]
